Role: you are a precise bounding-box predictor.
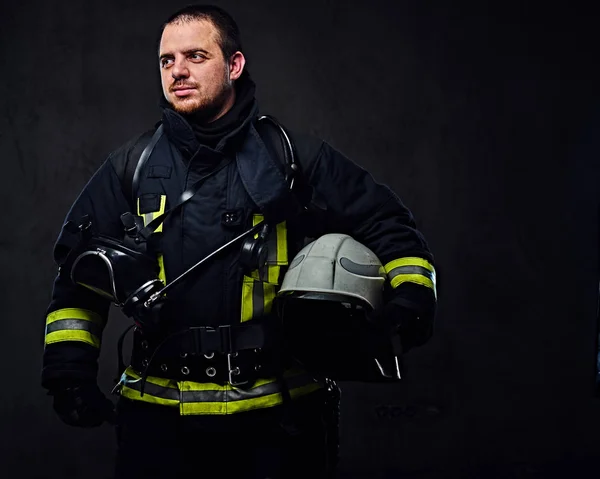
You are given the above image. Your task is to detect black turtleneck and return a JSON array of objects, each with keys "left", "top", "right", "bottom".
[{"left": 159, "top": 70, "right": 257, "bottom": 152}]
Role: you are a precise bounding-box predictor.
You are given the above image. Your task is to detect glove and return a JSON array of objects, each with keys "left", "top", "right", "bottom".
[
  {"left": 48, "top": 380, "right": 116, "bottom": 428},
  {"left": 372, "top": 283, "right": 436, "bottom": 354}
]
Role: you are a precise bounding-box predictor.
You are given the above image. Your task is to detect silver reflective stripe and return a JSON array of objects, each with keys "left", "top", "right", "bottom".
[
  {"left": 45, "top": 319, "right": 103, "bottom": 337},
  {"left": 182, "top": 373, "right": 317, "bottom": 404},
  {"left": 253, "top": 280, "right": 264, "bottom": 318},
  {"left": 387, "top": 265, "right": 434, "bottom": 282},
  {"left": 144, "top": 213, "right": 153, "bottom": 227},
  {"left": 123, "top": 377, "right": 180, "bottom": 401},
  {"left": 267, "top": 230, "right": 278, "bottom": 262}
]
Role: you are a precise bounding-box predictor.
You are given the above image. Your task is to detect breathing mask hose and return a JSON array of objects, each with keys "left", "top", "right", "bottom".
[{"left": 142, "top": 221, "right": 265, "bottom": 309}]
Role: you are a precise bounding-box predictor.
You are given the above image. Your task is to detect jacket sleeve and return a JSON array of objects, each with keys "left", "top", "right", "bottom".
[
  {"left": 300, "top": 138, "right": 436, "bottom": 312},
  {"left": 42, "top": 156, "right": 132, "bottom": 389}
]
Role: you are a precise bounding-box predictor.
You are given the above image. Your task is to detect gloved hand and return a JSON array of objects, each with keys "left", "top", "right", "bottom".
[
  {"left": 371, "top": 283, "right": 436, "bottom": 354},
  {"left": 48, "top": 381, "right": 116, "bottom": 428}
]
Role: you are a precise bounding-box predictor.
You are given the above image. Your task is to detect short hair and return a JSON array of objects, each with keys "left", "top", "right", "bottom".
[{"left": 160, "top": 4, "right": 243, "bottom": 60}]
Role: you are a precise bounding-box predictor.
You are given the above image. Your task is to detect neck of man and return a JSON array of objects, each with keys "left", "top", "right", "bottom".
[{"left": 206, "top": 89, "right": 237, "bottom": 124}]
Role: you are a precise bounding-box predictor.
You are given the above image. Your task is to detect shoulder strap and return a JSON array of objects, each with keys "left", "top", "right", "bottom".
[
  {"left": 124, "top": 124, "right": 164, "bottom": 209},
  {"left": 255, "top": 115, "right": 295, "bottom": 184},
  {"left": 255, "top": 115, "right": 312, "bottom": 208}
]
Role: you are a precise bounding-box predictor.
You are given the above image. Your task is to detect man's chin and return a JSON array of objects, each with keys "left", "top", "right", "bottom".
[
  {"left": 170, "top": 98, "right": 202, "bottom": 115},
  {"left": 170, "top": 101, "right": 224, "bottom": 124}
]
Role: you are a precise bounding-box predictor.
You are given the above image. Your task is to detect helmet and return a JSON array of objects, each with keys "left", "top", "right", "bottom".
[
  {"left": 278, "top": 233, "right": 385, "bottom": 310},
  {"left": 276, "top": 234, "right": 401, "bottom": 382}
]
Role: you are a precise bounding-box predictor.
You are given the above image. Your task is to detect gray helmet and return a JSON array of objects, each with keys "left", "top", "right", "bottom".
[
  {"left": 278, "top": 233, "right": 386, "bottom": 311},
  {"left": 276, "top": 234, "right": 401, "bottom": 382}
]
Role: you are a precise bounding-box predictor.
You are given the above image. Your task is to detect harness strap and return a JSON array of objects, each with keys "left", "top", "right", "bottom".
[{"left": 129, "top": 125, "right": 164, "bottom": 207}]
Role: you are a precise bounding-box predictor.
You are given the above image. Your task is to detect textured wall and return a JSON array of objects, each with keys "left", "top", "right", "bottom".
[{"left": 0, "top": 0, "right": 598, "bottom": 477}]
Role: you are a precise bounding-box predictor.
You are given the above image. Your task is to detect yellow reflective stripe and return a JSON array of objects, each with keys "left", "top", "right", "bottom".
[
  {"left": 121, "top": 386, "right": 179, "bottom": 406},
  {"left": 275, "top": 221, "right": 288, "bottom": 265},
  {"left": 267, "top": 264, "right": 280, "bottom": 284},
  {"left": 44, "top": 308, "right": 105, "bottom": 348},
  {"left": 241, "top": 277, "right": 277, "bottom": 322},
  {"left": 390, "top": 273, "right": 435, "bottom": 291},
  {"left": 180, "top": 372, "right": 322, "bottom": 415},
  {"left": 118, "top": 367, "right": 323, "bottom": 415},
  {"left": 249, "top": 267, "right": 279, "bottom": 283},
  {"left": 137, "top": 195, "right": 167, "bottom": 285},
  {"left": 384, "top": 257, "right": 436, "bottom": 293},
  {"left": 46, "top": 308, "right": 103, "bottom": 325},
  {"left": 120, "top": 382, "right": 179, "bottom": 406},
  {"left": 181, "top": 400, "right": 228, "bottom": 415},
  {"left": 119, "top": 367, "right": 180, "bottom": 406},
  {"left": 45, "top": 330, "right": 101, "bottom": 348},
  {"left": 123, "top": 366, "right": 177, "bottom": 387},
  {"left": 157, "top": 255, "right": 166, "bottom": 285},
  {"left": 226, "top": 382, "right": 321, "bottom": 414},
  {"left": 154, "top": 195, "right": 167, "bottom": 233},
  {"left": 242, "top": 214, "right": 286, "bottom": 321},
  {"left": 241, "top": 275, "right": 255, "bottom": 322},
  {"left": 136, "top": 196, "right": 168, "bottom": 225},
  {"left": 252, "top": 214, "right": 287, "bottom": 282},
  {"left": 384, "top": 257, "right": 435, "bottom": 273},
  {"left": 181, "top": 382, "right": 322, "bottom": 415},
  {"left": 153, "top": 197, "right": 167, "bottom": 282},
  {"left": 265, "top": 221, "right": 288, "bottom": 283},
  {"left": 249, "top": 269, "right": 260, "bottom": 281}
]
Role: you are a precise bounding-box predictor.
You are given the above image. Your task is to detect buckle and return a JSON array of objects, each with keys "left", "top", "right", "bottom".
[
  {"left": 219, "top": 325, "right": 233, "bottom": 353},
  {"left": 227, "top": 352, "right": 249, "bottom": 387},
  {"left": 190, "top": 326, "right": 226, "bottom": 355}
]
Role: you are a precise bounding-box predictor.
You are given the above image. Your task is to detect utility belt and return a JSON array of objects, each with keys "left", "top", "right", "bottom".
[{"left": 130, "top": 318, "right": 289, "bottom": 388}]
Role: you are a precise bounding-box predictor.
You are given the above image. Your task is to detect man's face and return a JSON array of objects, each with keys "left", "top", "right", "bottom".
[{"left": 159, "top": 19, "right": 234, "bottom": 121}]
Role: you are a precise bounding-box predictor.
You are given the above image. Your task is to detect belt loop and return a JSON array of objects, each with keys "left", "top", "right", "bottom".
[
  {"left": 219, "top": 325, "right": 232, "bottom": 353},
  {"left": 192, "top": 327, "right": 203, "bottom": 355}
]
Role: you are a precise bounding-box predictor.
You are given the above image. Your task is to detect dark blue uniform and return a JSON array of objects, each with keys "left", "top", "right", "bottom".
[{"left": 42, "top": 97, "right": 436, "bottom": 477}]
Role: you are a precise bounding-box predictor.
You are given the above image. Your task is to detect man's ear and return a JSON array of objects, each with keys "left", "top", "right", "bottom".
[{"left": 229, "top": 51, "right": 246, "bottom": 81}]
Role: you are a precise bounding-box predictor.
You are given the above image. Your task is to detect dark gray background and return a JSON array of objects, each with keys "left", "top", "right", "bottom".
[{"left": 1, "top": 0, "right": 599, "bottom": 478}]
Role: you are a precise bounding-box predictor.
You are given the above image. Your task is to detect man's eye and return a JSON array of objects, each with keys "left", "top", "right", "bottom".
[
  {"left": 190, "top": 53, "right": 206, "bottom": 61},
  {"left": 160, "top": 58, "right": 173, "bottom": 68}
]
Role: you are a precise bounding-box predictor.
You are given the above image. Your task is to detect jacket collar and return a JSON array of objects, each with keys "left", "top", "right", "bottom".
[{"left": 160, "top": 98, "right": 259, "bottom": 160}]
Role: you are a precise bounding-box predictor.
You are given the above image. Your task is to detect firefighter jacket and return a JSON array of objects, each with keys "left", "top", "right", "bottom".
[{"left": 42, "top": 101, "right": 436, "bottom": 415}]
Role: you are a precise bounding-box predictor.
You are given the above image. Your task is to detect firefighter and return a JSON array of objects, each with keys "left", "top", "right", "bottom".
[{"left": 42, "top": 4, "right": 437, "bottom": 479}]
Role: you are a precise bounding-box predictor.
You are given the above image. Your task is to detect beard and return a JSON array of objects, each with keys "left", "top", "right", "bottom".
[{"left": 168, "top": 77, "right": 234, "bottom": 124}]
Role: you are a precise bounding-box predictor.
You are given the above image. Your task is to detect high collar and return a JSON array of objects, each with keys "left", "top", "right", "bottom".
[{"left": 160, "top": 71, "right": 258, "bottom": 160}]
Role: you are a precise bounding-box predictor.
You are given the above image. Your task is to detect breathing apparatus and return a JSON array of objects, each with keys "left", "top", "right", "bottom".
[{"left": 62, "top": 115, "right": 300, "bottom": 331}]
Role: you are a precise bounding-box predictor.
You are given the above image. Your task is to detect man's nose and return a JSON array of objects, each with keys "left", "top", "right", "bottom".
[{"left": 171, "top": 57, "right": 190, "bottom": 79}]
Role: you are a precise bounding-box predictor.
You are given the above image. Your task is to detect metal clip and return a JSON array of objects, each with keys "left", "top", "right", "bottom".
[
  {"left": 227, "top": 352, "right": 249, "bottom": 387},
  {"left": 144, "top": 291, "right": 162, "bottom": 309}
]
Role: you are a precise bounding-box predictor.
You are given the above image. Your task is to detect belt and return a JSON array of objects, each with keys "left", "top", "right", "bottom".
[
  {"left": 131, "top": 348, "right": 283, "bottom": 386},
  {"left": 131, "top": 318, "right": 287, "bottom": 388}
]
